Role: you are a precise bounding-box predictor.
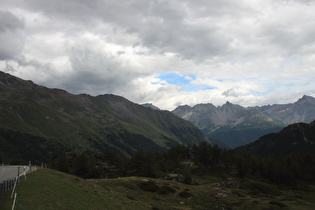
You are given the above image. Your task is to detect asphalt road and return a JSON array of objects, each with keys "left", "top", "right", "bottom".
[{"left": 0, "top": 166, "right": 29, "bottom": 182}]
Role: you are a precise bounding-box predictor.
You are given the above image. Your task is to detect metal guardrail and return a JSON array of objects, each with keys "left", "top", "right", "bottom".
[
  {"left": 0, "top": 178, "right": 16, "bottom": 199},
  {"left": 0, "top": 165, "right": 36, "bottom": 209}
]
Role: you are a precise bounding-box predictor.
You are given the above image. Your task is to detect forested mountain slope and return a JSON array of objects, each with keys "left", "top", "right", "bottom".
[
  {"left": 236, "top": 120, "right": 315, "bottom": 156},
  {"left": 0, "top": 71, "right": 209, "bottom": 162}
]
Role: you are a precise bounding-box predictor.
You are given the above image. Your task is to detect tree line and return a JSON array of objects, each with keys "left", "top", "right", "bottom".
[{"left": 50, "top": 142, "right": 315, "bottom": 186}]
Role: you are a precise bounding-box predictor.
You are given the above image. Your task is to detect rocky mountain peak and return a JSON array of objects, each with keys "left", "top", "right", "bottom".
[
  {"left": 193, "top": 103, "right": 216, "bottom": 111},
  {"left": 225, "top": 101, "right": 232, "bottom": 105},
  {"left": 219, "top": 101, "right": 244, "bottom": 112},
  {"left": 297, "top": 95, "right": 315, "bottom": 104}
]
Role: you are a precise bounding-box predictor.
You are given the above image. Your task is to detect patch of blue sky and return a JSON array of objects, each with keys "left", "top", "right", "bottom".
[
  {"left": 156, "top": 72, "right": 215, "bottom": 92},
  {"left": 178, "top": 85, "right": 215, "bottom": 92},
  {"left": 157, "top": 72, "right": 195, "bottom": 86}
]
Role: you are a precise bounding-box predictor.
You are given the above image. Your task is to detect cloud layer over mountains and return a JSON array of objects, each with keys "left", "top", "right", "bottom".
[{"left": 1, "top": 0, "right": 315, "bottom": 110}]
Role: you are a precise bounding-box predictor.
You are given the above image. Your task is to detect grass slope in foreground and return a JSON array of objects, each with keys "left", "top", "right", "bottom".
[{"left": 1, "top": 168, "right": 315, "bottom": 209}]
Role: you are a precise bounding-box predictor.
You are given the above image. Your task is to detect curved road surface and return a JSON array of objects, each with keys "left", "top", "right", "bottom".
[{"left": 0, "top": 166, "right": 29, "bottom": 182}]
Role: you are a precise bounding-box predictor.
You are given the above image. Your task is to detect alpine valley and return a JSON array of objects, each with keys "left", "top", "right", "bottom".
[
  {"left": 1, "top": 70, "right": 315, "bottom": 162},
  {"left": 172, "top": 95, "right": 315, "bottom": 148},
  {"left": 2, "top": 71, "right": 315, "bottom": 209},
  {"left": 0, "top": 71, "right": 209, "bottom": 162}
]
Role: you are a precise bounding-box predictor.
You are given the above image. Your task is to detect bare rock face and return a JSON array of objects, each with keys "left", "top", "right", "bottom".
[{"left": 258, "top": 95, "right": 315, "bottom": 125}]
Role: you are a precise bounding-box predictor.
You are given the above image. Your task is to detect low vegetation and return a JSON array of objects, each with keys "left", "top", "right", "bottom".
[
  {"left": 2, "top": 143, "right": 315, "bottom": 209},
  {"left": 1, "top": 168, "right": 315, "bottom": 209}
]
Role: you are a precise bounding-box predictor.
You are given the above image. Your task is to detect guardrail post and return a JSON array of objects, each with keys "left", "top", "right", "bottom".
[
  {"left": 12, "top": 192, "right": 17, "bottom": 210},
  {"left": 0, "top": 182, "right": 3, "bottom": 198},
  {"left": 11, "top": 177, "right": 18, "bottom": 199},
  {"left": 17, "top": 167, "right": 20, "bottom": 185}
]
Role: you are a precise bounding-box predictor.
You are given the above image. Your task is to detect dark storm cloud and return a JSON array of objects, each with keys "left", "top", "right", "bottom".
[
  {"left": 138, "top": 14, "right": 230, "bottom": 60},
  {"left": 259, "top": 17, "right": 315, "bottom": 55},
  {"left": 4, "top": 0, "right": 314, "bottom": 62},
  {"left": 59, "top": 44, "right": 147, "bottom": 95},
  {"left": 10, "top": 0, "right": 237, "bottom": 60},
  {"left": 15, "top": 55, "right": 52, "bottom": 70},
  {"left": 0, "top": 11, "right": 24, "bottom": 31},
  {"left": 0, "top": 11, "right": 25, "bottom": 60}
]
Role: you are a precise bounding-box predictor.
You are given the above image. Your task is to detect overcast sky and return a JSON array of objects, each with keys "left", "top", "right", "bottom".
[{"left": 1, "top": 0, "right": 315, "bottom": 110}]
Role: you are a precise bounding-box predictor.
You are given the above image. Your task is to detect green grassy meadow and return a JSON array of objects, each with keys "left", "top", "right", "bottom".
[{"left": 1, "top": 168, "right": 315, "bottom": 209}]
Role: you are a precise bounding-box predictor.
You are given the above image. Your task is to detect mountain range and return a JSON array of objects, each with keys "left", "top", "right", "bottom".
[
  {"left": 1, "top": 70, "right": 315, "bottom": 163},
  {"left": 172, "top": 95, "right": 315, "bottom": 148},
  {"left": 0, "top": 71, "right": 209, "bottom": 162},
  {"left": 256, "top": 95, "right": 315, "bottom": 125}
]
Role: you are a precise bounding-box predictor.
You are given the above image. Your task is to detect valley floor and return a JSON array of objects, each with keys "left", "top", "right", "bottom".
[{"left": 1, "top": 168, "right": 315, "bottom": 209}]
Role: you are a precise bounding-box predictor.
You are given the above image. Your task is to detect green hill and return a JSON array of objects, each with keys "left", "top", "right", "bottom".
[{"left": 1, "top": 168, "right": 315, "bottom": 209}]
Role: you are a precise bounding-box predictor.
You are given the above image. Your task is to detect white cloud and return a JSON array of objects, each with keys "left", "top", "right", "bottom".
[{"left": 1, "top": 0, "right": 315, "bottom": 110}]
